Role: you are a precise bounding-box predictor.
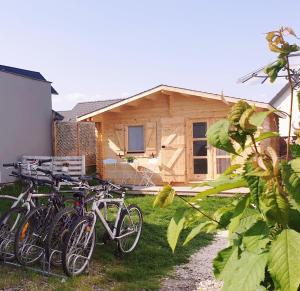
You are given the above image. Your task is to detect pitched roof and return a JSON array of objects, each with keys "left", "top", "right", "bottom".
[
  {"left": 58, "top": 99, "right": 123, "bottom": 121},
  {"left": 269, "top": 83, "right": 290, "bottom": 106},
  {"left": 77, "top": 84, "right": 277, "bottom": 121},
  {"left": 0, "top": 64, "right": 58, "bottom": 95}
]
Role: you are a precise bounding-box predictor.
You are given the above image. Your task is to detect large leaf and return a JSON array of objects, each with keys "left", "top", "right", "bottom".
[
  {"left": 242, "top": 220, "right": 270, "bottom": 253},
  {"left": 191, "top": 178, "right": 248, "bottom": 202},
  {"left": 235, "top": 131, "right": 279, "bottom": 156},
  {"left": 228, "top": 100, "right": 251, "bottom": 127},
  {"left": 195, "top": 175, "right": 244, "bottom": 188},
  {"left": 153, "top": 185, "right": 176, "bottom": 208},
  {"left": 255, "top": 131, "right": 279, "bottom": 142},
  {"left": 207, "top": 119, "right": 237, "bottom": 155},
  {"left": 239, "top": 107, "right": 257, "bottom": 133},
  {"left": 213, "top": 245, "right": 239, "bottom": 280},
  {"left": 167, "top": 211, "right": 186, "bottom": 252},
  {"left": 222, "top": 251, "right": 268, "bottom": 291},
  {"left": 183, "top": 221, "right": 217, "bottom": 245},
  {"left": 249, "top": 110, "right": 276, "bottom": 128},
  {"left": 232, "top": 207, "right": 260, "bottom": 234},
  {"left": 281, "top": 161, "right": 300, "bottom": 205},
  {"left": 244, "top": 160, "right": 266, "bottom": 208},
  {"left": 228, "top": 195, "right": 250, "bottom": 234},
  {"left": 260, "top": 185, "right": 288, "bottom": 225},
  {"left": 269, "top": 229, "right": 300, "bottom": 291}
]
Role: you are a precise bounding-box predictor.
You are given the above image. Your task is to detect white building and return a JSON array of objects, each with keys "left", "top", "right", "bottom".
[{"left": 270, "top": 83, "right": 299, "bottom": 137}]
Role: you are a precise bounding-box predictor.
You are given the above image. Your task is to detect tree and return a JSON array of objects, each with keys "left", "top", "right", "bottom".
[{"left": 154, "top": 27, "right": 300, "bottom": 290}]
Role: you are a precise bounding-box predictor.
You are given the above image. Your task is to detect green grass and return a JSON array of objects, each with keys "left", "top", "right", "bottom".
[{"left": 0, "top": 185, "right": 231, "bottom": 290}]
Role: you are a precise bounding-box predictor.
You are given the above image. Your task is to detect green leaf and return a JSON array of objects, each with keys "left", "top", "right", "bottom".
[
  {"left": 167, "top": 212, "right": 186, "bottom": 252},
  {"left": 183, "top": 221, "right": 217, "bottom": 245},
  {"left": 239, "top": 107, "right": 257, "bottom": 133},
  {"left": 228, "top": 100, "right": 251, "bottom": 127},
  {"left": 249, "top": 110, "right": 276, "bottom": 128},
  {"left": 290, "top": 144, "right": 300, "bottom": 158},
  {"left": 243, "top": 220, "right": 270, "bottom": 253},
  {"left": 153, "top": 185, "right": 176, "bottom": 208},
  {"left": 213, "top": 245, "right": 239, "bottom": 280},
  {"left": 234, "top": 131, "right": 279, "bottom": 156},
  {"left": 196, "top": 175, "right": 244, "bottom": 188},
  {"left": 269, "top": 229, "right": 300, "bottom": 291},
  {"left": 222, "top": 251, "right": 268, "bottom": 291},
  {"left": 228, "top": 195, "right": 250, "bottom": 234},
  {"left": 229, "top": 129, "right": 248, "bottom": 149},
  {"left": 230, "top": 207, "right": 260, "bottom": 234},
  {"left": 255, "top": 131, "right": 279, "bottom": 142},
  {"left": 222, "top": 164, "right": 242, "bottom": 175},
  {"left": 207, "top": 119, "right": 238, "bottom": 155},
  {"left": 281, "top": 161, "right": 300, "bottom": 205},
  {"left": 191, "top": 178, "right": 248, "bottom": 202},
  {"left": 260, "top": 185, "right": 288, "bottom": 225},
  {"left": 244, "top": 159, "right": 266, "bottom": 208}
]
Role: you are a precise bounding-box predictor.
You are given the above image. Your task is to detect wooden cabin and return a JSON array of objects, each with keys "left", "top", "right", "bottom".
[{"left": 77, "top": 85, "right": 279, "bottom": 185}]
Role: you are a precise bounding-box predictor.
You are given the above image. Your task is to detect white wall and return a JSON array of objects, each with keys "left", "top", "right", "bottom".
[
  {"left": 0, "top": 71, "right": 53, "bottom": 182},
  {"left": 272, "top": 88, "right": 300, "bottom": 137}
]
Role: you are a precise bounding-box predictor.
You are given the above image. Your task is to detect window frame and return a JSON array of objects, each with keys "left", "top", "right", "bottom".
[{"left": 127, "top": 125, "right": 145, "bottom": 154}]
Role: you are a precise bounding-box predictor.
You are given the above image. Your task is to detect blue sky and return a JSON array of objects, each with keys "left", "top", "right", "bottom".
[{"left": 1, "top": 1, "right": 299, "bottom": 110}]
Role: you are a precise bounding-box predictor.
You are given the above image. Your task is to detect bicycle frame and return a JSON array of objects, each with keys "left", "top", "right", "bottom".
[{"left": 82, "top": 192, "right": 136, "bottom": 248}]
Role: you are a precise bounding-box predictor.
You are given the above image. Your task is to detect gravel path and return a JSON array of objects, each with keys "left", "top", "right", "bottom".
[{"left": 160, "top": 231, "right": 228, "bottom": 291}]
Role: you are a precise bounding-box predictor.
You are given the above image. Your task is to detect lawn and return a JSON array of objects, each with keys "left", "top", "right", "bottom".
[{"left": 0, "top": 184, "right": 231, "bottom": 291}]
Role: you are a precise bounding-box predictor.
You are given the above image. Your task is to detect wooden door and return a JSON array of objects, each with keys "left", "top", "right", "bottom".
[
  {"left": 160, "top": 117, "right": 186, "bottom": 183},
  {"left": 187, "top": 119, "right": 213, "bottom": 181}
]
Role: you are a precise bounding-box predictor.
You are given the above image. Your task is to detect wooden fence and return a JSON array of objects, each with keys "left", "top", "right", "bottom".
[{"left": 53, "top": 122, "right": 96, "bottom": 167}]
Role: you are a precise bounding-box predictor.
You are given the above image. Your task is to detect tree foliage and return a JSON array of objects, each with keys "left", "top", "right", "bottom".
[{"left": 154, "top": 27, "right": 300, "bottom": 290}]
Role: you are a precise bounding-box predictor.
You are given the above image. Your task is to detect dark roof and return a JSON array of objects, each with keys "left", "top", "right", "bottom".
[
  {"left": 58, "top": 99, "right": 123, "bottom": 121},
  {"left": 0, "top": 64, "right": 58, "bottom": 95},
  {"left": 52, "top": 110, "right": 64, "bottom": 121}
]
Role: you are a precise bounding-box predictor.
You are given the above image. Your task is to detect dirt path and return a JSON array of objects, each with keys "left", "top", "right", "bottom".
[{"left": 160, "top": 231, "right": 228, "bottom": 291}]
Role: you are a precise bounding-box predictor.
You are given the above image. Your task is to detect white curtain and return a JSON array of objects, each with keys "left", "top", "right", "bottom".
[{"left": 128, "top": 126, "right": 144, "bottom": 152}]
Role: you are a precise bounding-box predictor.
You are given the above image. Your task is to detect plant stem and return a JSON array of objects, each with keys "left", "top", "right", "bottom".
[
  {"left": 286, "top": 57, "right": 294, "bottom": 161},
  {"left": 250, "top": 134, "right": 259, "bottom": 154},
  {"left": 177, "top": 195, "right": 225, "bottom": 228}
]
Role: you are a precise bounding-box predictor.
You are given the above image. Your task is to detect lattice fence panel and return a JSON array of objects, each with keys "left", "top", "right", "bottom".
[{"left": 54, "top": 122, "right": 96, "bottom": 166}]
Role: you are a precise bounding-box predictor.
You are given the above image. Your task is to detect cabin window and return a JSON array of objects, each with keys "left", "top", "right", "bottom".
[{"left": 127, "top": 125, "right": 144, "bottom": 153}]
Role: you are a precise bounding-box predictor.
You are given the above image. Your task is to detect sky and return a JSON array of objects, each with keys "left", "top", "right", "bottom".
[{"left": 1, "top": 0, "right": 300, "bottom": 110}]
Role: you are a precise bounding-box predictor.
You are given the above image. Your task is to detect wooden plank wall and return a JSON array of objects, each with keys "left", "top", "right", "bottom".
[
  {"left": 22, "top": 155, "right": 86, "bottom": 177},
  {"left": 92, "top": 92, "right": 279, "bottom": 185}
]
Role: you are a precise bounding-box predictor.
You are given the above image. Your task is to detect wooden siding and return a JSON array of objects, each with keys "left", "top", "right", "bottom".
[{"left": 91, "top": 91, "right": 279, "bottom": 185}]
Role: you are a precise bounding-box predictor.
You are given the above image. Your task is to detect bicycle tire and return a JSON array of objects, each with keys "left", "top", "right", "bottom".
[
  {"left": 14, "top": 205, "right": 55, "bottom": 266},
  {"left": 0, "top": 206, "right": 27, "bottom": 261},
  {"left": 116, "top": 204, "right": 143, "bottom": 254},
  {"left": 45, "top": 207, "right": 77, "bottom": 266},
  {"left": 62, "top": 216, "right": 95, "bottom": 277}
]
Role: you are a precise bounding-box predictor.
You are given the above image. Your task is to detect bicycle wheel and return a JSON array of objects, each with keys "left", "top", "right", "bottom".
[
  {"left": 15, "top": 205, "right": 55, "bottom": 266},
  {"left": 0, "top": 207, "right": 27, "bottom": 261},
  {"left": 116, "top": 204, "right": 143, "bottom": 254},
  {"left": 62, "top": 216, "right": 95, "bottom": 277},
  {"left": 45, "top": 207, "right": 77, "bottom": 266}
]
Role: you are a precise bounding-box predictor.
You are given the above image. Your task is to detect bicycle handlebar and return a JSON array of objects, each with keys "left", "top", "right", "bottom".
[{"left": 3, "top": 163, "right": 16, "bottom": 167}]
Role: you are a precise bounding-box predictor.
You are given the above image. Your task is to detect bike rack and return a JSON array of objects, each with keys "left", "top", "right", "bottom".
[{"left": 0, "top": 231, "right": 68, "bottom": 279}]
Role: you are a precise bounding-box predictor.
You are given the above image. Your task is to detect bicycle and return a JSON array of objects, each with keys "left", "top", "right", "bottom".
[
  {"left": 0, "top": 161, "right": 55, "bottom": 262},
  {"left": 61, "top": 181, "right": 143, "bottom": 277},
  {"left": 45, "top": 177, "right": 119, "bottom": 267},
  {"left": 13, "top": 170, "right": 90, "bottom": 266},
  {"left": 0, "top": 159, "right": 52, "bottom": 217}
]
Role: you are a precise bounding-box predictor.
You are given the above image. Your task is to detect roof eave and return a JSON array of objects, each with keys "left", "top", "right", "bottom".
[{"left": 76, "top": 85, "right": 276, "bottom": 121}]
